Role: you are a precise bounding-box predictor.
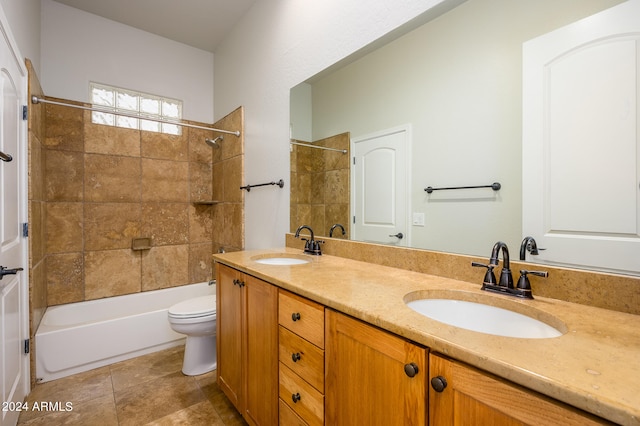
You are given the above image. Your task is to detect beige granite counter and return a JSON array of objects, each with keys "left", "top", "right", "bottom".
[{"left": 213, "top": 248, "right": 640, "bottom": 426}]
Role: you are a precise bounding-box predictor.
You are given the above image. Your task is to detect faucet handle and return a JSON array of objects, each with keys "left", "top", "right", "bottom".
[
  {"left": 471, "top": 262, "right": 497, "bottom": 286},
  {"left": 515, "top": 270, "right": 549, "bottom": 299},
  {"left": 517, "top": 270, "right": 548, "bottom": 289}
]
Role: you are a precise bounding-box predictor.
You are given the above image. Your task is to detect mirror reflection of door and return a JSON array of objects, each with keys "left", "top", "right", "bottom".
[
  {"left": 523, "top": 0, "right": 640, "bottom": 274},
  {"left": 352, "top": 125, "right": 411, "bottom": 246}
]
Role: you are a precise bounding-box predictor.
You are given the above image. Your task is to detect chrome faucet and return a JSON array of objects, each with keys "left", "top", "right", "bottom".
[
  {"left": 519, "top": 236, "right": 539, "bottom": 260},
  {"left": 329, "top": 223, "right": 346, "bottom": 238},
  {"left": 473, "top": 241, "right": 548, "bottom": 299},
  {"left": 294, "top": 225, "right": 323, "bottom": 255}
]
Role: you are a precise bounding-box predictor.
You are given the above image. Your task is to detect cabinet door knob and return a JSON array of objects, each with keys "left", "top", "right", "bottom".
[
  {"left": 404, "top": 362, "right": 419, "bottom": 378},
  {"left": 292, "top": 393, "right": 301, "bottom": 403},
  {"left": 291, "top": 312, "right": 301, "bottom": 321},
  {"left": 292, "top": 352, "right": 301, "bottom": 362},
  {"left": 431, "top": 376, "right": 448, "bottom": 392}
]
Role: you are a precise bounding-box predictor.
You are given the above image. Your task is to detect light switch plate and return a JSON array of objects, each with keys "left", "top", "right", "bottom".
[{"left": 412, "top": 212, "right": 425, "bottom": 226}]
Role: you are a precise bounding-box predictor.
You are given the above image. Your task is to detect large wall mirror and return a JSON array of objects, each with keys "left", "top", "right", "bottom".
[{"left": 290, "top": 0, "right": 637, "bottom": 275}]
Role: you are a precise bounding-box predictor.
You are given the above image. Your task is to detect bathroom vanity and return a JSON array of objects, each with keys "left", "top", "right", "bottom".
[{"left": 214, "top": 248, "right": 639, "bottom": 425}]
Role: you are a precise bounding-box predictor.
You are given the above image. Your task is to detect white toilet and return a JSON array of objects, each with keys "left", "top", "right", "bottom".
[{"left": 167, "top": 295, "right": 217, "bottom": 376}]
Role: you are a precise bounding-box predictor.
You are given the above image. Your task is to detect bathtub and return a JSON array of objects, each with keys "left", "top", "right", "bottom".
[{"left": 35, "top": 281, "right": 215, "bottom": 382}]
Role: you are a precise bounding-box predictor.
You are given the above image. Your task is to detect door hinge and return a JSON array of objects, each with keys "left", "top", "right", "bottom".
[
  {"left": 353, "top": 215, "right": 356, "bottom": 224},
  {"left": 22, "top": 105, "right": 28, "bottom": 121},
  {"left": 24, "top": 339, "right": 30, "bottom": 354},
  {"left": 22, "top": 223, "right": 28, "bottom": 237},
  {"left": 353, "top": 157, "right": 356, "bottom": 165}
]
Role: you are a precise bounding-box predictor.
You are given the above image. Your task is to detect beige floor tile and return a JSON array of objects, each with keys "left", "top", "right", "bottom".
[
  {"left": 18, "top": 394, "right": 118, "bottom": 426},
  {"left": 27, "top": 367, "right": 113, "bottom": 404},
  {"left": 144, "top": 400, "right": 224, "bottom": 425},
  {"left": 110, "top": 345, "right": 184, "bottom": 392},
  {"left": 17, "top": 346, "right": 245, "bottom": 426},
  {"left": 115, "top": 372, "right": 205, "bottom": 426}
]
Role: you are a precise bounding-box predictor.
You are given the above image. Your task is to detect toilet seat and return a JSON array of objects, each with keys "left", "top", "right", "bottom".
[{"left": 168, "top": 295, "right": 216, "bottom": 319}]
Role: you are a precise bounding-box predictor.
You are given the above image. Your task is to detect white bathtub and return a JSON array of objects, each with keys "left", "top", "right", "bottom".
[{"left": 35, "top": 282, "right": 215, "bottom": 382}]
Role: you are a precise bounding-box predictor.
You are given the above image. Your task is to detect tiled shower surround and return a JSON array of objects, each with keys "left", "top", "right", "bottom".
[
  {"left": 27, "top": 61, "right": 244, "bottom": 318},
  {"left": 290, "top": 132, "right": 350, "bottom": 237}
]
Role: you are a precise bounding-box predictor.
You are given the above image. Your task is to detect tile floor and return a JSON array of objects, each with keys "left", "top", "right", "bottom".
[{"left": 17, "top": 346, "right": 246, "bottom": 425}]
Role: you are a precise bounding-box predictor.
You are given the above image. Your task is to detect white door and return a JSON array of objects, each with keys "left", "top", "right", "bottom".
[
  {"left": 0, "top": 7, "right": 29, "bottom": 426},
  {"left": 522, "top": 0, "right": 640, "bottom": 274},
  {"left": 352, "top": 125, "right": 411, "bottom": 246}
]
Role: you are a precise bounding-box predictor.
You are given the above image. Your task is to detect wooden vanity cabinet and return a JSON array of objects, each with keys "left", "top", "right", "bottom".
[
  {"left": 325, "top": 309, "right": 428, "bottom": 425},
  {"left": 216, "top": 264, "right": 278, "bottom": 426},
  {"left": 216, "top": 263, "right": 613, "bottom": 425},
  {"left": 429, "top": 353, "right": 611, "bottom": 425},
  {"left": 278, "top": 290, "right": 326, "bottom": 425}
]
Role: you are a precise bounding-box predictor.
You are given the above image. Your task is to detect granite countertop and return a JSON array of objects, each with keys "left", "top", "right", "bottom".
[{"left": 213, "top": 248, "right": 640, "bottom": 426}]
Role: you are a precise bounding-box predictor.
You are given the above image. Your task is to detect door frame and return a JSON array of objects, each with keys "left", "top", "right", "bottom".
[
  {"left": 350, "top": 124, "right": 412, "bottom": 246},
  {"left": 0, "top": 2, "right": 31, "bottom": 420}
]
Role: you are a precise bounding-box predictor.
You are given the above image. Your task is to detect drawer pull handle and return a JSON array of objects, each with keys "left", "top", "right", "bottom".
[
  {"left": 404, "top": 362, "right": 419, "bottom": 378},
  {"left": 291, "top": 312, "right": 301, "bottom": 321},
  {"left": 292, "top": 393, "right": 301, "bottom": 403},
  {"left": 292, "top": 352, "right": 301, "bottom": 362},
  {"left": 431, "top": 376, "right": 448, "bottom": 393}
]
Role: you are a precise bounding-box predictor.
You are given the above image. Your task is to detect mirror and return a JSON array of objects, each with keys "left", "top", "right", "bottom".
[{"left": 289, "top": 0, "right": 630, "bottom": 269}]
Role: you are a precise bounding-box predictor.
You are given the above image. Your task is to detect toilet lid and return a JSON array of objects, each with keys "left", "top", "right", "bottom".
[{"left": 168, "top": 295, "right": 216, "bottom": 318}]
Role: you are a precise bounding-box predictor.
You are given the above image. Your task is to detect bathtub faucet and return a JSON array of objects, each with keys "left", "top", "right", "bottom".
[{"left": 294, "top": 225, "right": 323, "bottom": 255}]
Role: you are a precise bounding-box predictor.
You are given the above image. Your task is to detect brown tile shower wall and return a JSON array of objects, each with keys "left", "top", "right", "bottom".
[
  {"left": 40, "top": 98, "right": 244, "bottom": 305},
  {"left": 290, "top": 132, "right": 350, "bottom": 237}
]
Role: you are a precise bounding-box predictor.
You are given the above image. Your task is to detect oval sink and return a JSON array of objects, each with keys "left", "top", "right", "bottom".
[
  {"left": 405, "top": 290, "right": 565, "bottom": 339},
  {"left": 251, "top": 254, "right": 310, "bottom": 266}
]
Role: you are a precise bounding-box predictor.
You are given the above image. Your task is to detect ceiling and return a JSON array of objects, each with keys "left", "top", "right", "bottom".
[{"left": 52, "top": 0, "right": 258, "bottom": 52}]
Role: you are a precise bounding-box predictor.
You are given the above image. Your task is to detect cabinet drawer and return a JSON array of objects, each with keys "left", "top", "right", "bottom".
[
  {"left": 279, "top": 363, "right": 324, "bottom": 426},
  {"left": 279, "top": 326, "right": 324, "bottom": 392},
  {"left": 279, "top": 399, "right": 308, "bottom": 426},
  {"left": 279, "top": 291, "right": 325, "bottom": 348}
]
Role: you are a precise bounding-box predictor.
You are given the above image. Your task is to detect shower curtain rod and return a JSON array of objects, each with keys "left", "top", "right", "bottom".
[
  {"left": 31, "top": 96, "right": 241, "bottom": 137},
  {"left": 290, "top": 139, "right": 347, "bottom": 154}
]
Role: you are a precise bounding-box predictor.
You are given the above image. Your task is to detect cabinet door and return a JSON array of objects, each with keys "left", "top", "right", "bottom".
[
  {"left": 216, "top": 264, "right": 244, "bottom": 411},
  {"left": 429, "top": 354, "right": 610, "bottom": 426},
  {"left": 326, "top": 309, "right": 427, "bottom": 425},
  {"left": 244, "top": 274, "right": 279, "bottom": 425}
]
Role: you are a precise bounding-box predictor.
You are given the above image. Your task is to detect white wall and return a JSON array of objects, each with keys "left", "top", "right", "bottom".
[
  {"left": 214, "top": 0, "right": 457, "bottom": 249},
  {"left": 40, "top": 0, "right": 214, "bottom": 123},
  {"left": 289, "top": 83, "right": 312, "bottom": 142},
  {"left": 0, "top": 0, "right": 40, "bottom": 73}
]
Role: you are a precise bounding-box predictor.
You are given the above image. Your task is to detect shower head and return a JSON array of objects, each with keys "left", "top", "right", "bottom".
[{"left": 205, "top": 135, "right": 223, "bottom": 148}]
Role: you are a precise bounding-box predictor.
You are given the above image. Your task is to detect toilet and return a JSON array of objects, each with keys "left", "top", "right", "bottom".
[{"left": 167, "top": 295, "right": 217, "bottom": 376}]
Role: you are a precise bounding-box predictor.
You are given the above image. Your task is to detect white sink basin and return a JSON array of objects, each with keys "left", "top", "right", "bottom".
[
  {"left": 405, "top": 292, "right": 565, "bottom": 339},
  {"left": 252, "top": 254, "right": 310, "bottom": 266}
]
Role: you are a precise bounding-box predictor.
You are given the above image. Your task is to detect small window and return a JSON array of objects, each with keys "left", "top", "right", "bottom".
[{"left": 89, "top": 82, "right": 183, "bottom": 135}]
